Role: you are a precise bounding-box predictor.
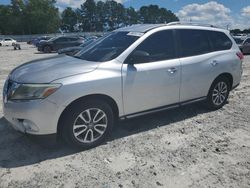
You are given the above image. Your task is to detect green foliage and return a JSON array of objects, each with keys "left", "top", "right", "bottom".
[
  {"left": 0, "top": 0, "right": 180, "bottom": 34},
  {"left": 76, "top": 0, "right": 179, "bottom": 32},
  {"left": 230, "top": 28, "right": 250, "bottom": 34},
  {"left": 61, "top": 7, "right": 77, "bottom": 32},
  {"left": 139, "top": 5, "right": 179, "bottom": 24},
  {"left": 0, "top": 0, "right": 60, "bottom": 34}
]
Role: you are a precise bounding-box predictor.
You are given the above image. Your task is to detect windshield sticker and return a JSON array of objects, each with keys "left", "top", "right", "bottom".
[{"left": 127, "top": 32, "right": 144, "bottom": 37}]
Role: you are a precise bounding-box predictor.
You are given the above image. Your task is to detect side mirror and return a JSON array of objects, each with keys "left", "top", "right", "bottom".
[{"left": 126, "top": 50, "right": 150, "bottom": 64}]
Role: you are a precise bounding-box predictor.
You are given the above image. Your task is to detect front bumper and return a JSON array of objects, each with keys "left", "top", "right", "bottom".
[{"left": 3, "top": 99, "right": 60, "bottom": 135}]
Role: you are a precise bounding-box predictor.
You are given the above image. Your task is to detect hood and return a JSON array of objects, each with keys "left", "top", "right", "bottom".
[
  {"left": 10, "top": 55, "right": 100, "bottom": 83},
  {"left": 38, "top": 40, "right": 50, "bottom": 44}
]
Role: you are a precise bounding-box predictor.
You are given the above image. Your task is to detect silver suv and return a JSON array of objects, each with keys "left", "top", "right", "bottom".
[{"left": 3, "top": 23, "right": 243, "bottom": 148}]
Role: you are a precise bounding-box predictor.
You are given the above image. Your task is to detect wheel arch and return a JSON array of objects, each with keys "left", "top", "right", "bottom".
[
  {"left": 209, "top": 72, "right": 233, "bottom": 93},
  {"left": 57, "top": 94, "right": 119, "bottom": 135}
]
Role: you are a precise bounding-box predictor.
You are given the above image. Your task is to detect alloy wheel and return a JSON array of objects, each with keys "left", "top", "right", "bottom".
[
  {"left": 212, "top": 81, "right": 228, "bottom": 106},
  {"left": 73, "top": 108, "right": 108, "bottom": 143}
]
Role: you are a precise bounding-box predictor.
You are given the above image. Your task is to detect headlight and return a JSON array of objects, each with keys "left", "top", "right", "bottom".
[{"left": 9, "top": 83, "right": 61, "bottom": 100}]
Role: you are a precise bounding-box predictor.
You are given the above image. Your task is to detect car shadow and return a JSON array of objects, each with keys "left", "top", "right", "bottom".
[
  {"left": 34, "top": 52, "right": 57, "bottom": 54},
  {"left": 0, "top": 102, "right": 211, "bottom": 168}
]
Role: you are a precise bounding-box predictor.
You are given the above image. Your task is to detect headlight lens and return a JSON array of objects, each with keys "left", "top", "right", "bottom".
[{"left": 10, "top": 83, "right": 61, "bottom": 100}]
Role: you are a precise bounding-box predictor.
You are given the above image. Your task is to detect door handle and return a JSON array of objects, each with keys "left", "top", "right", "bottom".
[
  {"left": 167, "top": 68, "right": 177, "bottom": 74},
  {"left": 211, "top": 60, "right": 218, "bottom": 66}
]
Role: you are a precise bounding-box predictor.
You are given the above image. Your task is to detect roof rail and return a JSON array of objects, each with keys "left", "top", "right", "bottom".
[{"left": 166, "top": 21, "right": 221, "bottom": 28}]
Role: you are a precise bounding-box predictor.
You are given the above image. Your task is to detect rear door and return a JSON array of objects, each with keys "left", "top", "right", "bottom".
[
  {"left": 122, "top": 30, "right": 181, "bottom": 115},
  {"left": 177, "top": 29, "right": 233, "bottom": 102},
  {"left": 53, "top": 37, "right": 68, "bottom": 50},
  {"left": 67, "top": 37, "right": 80, "bottom": 47},
  {"left": 177, "top": 29, "right": 214, "bottom": 102}
]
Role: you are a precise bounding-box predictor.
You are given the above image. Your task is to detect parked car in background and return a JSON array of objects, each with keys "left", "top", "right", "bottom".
[
  {"left": 58, "top": 39, "right": 97, "bottom": 55},
  {"left": 37, "top": 36, "right": 84, "bottom": 53},
  {"left": 3, "top": 23, "right": 243, "bottom": 148},
  {"left": 31, "top": 36, "right": 51, "bottom": 47},
  {"left": 233, "top": 37, "right": 244, "bottom": 45},
  {"left": 238, "top": 37, "right": 250, "bottom": 54},
  {"left": 0, "top": 38, "right": 16, "bottom": 46}
]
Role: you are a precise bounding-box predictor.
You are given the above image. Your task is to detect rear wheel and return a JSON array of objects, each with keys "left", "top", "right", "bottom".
[
  {"left": 60, "top": 100, "right": 114, "bottom": 149},
  {"left": 206, "top": 77, "right": 230, "bottom": 110}
]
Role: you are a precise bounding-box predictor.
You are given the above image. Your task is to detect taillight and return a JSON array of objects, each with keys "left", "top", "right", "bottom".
[{"left": 236, "top": 52, "right": 244, "bottom": 61}]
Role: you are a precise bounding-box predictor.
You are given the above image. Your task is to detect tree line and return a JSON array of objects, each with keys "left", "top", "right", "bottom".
[
  {"left": 0, "top": 0, "right": 179, "bottom": 35},
  {"left": 230, "top": 29, "right": 250, "bottom": 35}
]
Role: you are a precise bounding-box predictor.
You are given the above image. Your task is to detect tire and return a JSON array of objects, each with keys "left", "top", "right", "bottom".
[
  {"left": 43, "top": 46, "right": 52, "bottom": 53},
  {"left": 60, "top": 100, "right": 114, "bottom": 149},
  {"left": 0, "top": 43, "right": 2, "bottom": 46},
  {"left": 206, "top": 77, "right": 230, "bottom": 110}
]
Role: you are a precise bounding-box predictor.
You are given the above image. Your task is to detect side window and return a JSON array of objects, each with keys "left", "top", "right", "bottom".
[
  {"left": 5, "top": 39, "right": 11, "bottom": 41},
  {"left": 55, "top": 38, "right": 67, "bottom": 43},
  {"left": 178, "top": 29, "right": 212, "bottom": 57},
  {"left": 207, "top": 31, "right": 232, "bottom": 51},
  {"left": 128, "top": 30, "right": 176, "bottom": 64}
]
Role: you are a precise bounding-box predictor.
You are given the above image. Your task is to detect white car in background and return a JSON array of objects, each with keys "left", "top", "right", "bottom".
[{"left": 0, "top": 38, "right": 16, "bottom": 46}]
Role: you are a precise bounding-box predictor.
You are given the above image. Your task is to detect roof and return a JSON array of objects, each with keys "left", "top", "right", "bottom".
[
  {"left": 115, "top": 24, "right": 167, "bottom": 33},
  {"left": 115, "top": 22, "right": 227, "bottom": 33}
]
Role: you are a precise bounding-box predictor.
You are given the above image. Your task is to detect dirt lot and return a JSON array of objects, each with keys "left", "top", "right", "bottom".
[{"left": 0, "top": 43, "right": 249, "bottom": 188}]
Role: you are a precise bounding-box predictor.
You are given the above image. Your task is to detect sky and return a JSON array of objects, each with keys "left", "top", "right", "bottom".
[{"left": 1, "top": 0, "right": 250, "bottom": 29}]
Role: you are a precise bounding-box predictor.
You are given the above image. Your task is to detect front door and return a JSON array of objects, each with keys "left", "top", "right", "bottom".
[{"left": 122, "top": 30, "right": 181, "bottom": 115}]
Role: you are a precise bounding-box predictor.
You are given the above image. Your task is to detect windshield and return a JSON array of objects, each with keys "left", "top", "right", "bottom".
[
  {"left": 48, "top": 37, "right": 58, "bottom": 42},
  {"left": 74, "top": 32, "right": 141, "bottom": 62},
  {"left": 79, "top": 39, "right": 96, "bottom": 48}
]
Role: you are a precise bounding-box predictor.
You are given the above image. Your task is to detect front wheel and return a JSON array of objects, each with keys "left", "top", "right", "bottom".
[
  {"left": 60, "top": 100, "right": 114, "bottom": 149},
  {"left": 206, "top": 77, "right": 230, "bottom": 110},
  {"left": 43, "top": 46, "right": 52, "bottom": 53}
]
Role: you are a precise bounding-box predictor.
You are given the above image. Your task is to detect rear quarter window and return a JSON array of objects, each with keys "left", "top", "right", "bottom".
[
  {"left": 177, "top": 29, "right": 212, "bottom": 57},
  {"left": 207, "top": 31, "right": 232, "bottom": 51}
]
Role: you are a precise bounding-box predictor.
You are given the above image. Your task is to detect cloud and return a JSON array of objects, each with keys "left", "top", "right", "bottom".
[
  {"left": 176, "top": 1, "right": 231, "bottom": 27},
  {"left": 241, "top": 6, "right": 250, "bottom": 17},
  {"left": 56, "top": 0, "right": 83, "bottom": 10},
  {"left": 176, "top": 1, "right": 250, "bottom": 29}
]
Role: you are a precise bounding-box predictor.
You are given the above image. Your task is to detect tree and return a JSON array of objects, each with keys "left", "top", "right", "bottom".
[
  {"left": 0, "top": 0, "right": 180, "bottom": 34},
  {"left": 24, "top": 0, "right": 60, "bottom": 34},
  {"left": 139, "top": 5, "right": 179, "bottom": 24},
  {"left": 61, "top": 7, "right": 77, "bottom": 32},
  {"left": 0, "top": 0, "right": 60, "bottom": 34},
  {"left": 79, "top": 0, "right": 97, "bottom": 31},
  {"left": 0, "top": 5, "right": 12, "bottom": 34},
  {"left": 124, "top": 7, "right": 139, "bottom": 26}
]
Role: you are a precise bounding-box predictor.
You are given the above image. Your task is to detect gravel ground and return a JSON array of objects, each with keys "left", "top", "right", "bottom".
[{"left": 0, "top": 43, "right": 249, "bottom": 188}]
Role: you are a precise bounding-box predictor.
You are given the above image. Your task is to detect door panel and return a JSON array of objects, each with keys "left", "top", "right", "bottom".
[
  {"left": 177, "top": 29, "right": 233, "bottom": 101},
  {"left": 122, "top": 29, "right": 180, "bottom": 115},
  {"left": 179, "top": 54, "right": 217, "bottom": 101},
  {"left": 122, "top": 60, "right": 181, "bottom": 115}
]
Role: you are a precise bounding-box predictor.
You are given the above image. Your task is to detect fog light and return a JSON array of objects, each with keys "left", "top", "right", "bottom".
[{"left": 22, "top": 120, "right": 39, "bottom": 132}]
